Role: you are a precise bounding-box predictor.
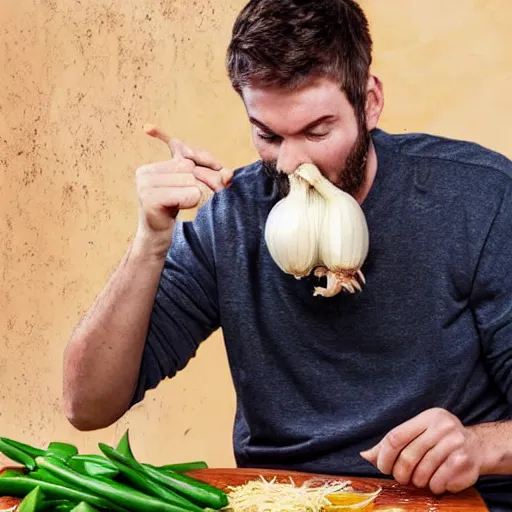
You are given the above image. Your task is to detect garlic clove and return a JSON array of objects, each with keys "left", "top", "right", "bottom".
[
  {"left": 264, "top": 174, "right": 322, "bottom": 278},
  {"left": 297, "top": 163, "right": 370, "bottom": 295}
]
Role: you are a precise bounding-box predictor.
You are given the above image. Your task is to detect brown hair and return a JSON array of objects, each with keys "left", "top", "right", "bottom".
[{"left": 226, "top": 0, "right": 372, "bottom": 122}]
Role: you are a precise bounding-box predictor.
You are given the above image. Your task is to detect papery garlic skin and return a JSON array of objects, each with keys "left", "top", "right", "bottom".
[{"left": 264, "top": 173, "right": 324, "bottom": 278}]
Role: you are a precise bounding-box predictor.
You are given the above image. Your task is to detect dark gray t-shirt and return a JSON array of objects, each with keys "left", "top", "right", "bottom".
[{"left": 131, "top": 128, "right": 512, "bottom": 511}]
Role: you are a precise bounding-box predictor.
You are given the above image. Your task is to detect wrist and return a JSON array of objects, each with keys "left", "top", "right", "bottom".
[
  {"left": 130, "top": 227, "right": 174, "bottom": 264},
  {"left": 467, "top": 422, "right": 512, "bottom": 475}
]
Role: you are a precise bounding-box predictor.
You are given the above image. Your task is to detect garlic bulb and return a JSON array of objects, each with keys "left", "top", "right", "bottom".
[
  {"left": 264, "top": 163, "right": 369, "bottom": 297},
  {"left": 264, "top": 172, "right": 324, "bottom": 278}
]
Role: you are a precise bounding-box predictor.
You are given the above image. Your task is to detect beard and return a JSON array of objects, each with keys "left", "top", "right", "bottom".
[{"left": 262, "top": 124, "right": 370, "bottom": 199}]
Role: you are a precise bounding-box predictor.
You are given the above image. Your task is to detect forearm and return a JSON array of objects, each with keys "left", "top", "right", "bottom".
[
  {"left": 63, "top": 237, "right": 168, "bottom": 430},
  {"left": 468, "top": 420, "right": 512, "bottom": 475}
]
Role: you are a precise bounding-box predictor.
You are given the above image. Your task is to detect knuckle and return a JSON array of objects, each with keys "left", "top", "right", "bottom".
[
  {"left": 398, "top": 450, "right": 416, "bottom": 472},
  {"left": 138, "top": 186, "right": 152, "bottom": 203},
  {"left": 451, "top": 432, "right": 467, "bottom": 450},
  {"left": 438, "top": 418, "right": 457, "bottom": 434},
  {"left": 386, "top": 429, "right": 403, "bottom": 450},
  {"left": 450, "top": 452, "right": 470, "bottom": 470},
  {"left": 432, "top": 408, "right": 450, "bottom": 420},
  {"left": 393, "top": 450, "right": 418, "bottom": 485},
  {"left": 136, "top": 164, "right": 150, "bottom": 178},
  {"left": 136, "top": 178, "right": 148, "bottom": 195},
  {"left": 458, "top": 452, "right": 470, "bottom": 466},
  {"left": 176, "top": 158, "right": 194, "bottom": 173},
  {"left": 376, "top": 457, "right": 389, "bottom": 475}
]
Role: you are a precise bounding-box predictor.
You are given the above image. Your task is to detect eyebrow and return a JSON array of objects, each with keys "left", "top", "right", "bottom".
[{"left": 249, "top": 115, "right": 337, "bottom": 135}]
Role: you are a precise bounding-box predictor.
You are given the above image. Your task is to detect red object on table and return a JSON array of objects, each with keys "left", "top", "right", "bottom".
[{"left": 0, "top": 466, "right": 488, "bottom": 511}]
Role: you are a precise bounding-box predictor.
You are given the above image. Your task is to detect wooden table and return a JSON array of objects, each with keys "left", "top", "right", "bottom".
[{"left": 0, "top": 466, "right": 488, "bottom": 511}]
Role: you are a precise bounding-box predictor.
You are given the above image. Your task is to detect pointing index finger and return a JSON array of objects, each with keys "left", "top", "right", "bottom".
[
  {"left": 143, "top": 123, "right": 193, "bottom": 159},
  {"left": 144, "top": 123, "right": 170, "bottom": 144},
  {"left": 144, "top": 123, "right": 229, "bottom": 174}
]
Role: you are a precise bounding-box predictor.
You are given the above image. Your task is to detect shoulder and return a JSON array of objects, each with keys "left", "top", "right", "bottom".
[
  {"left": 377, "top": 129, "right": 511, "bottom": 182},
  {"left": 190, "top": 160, "right": 277, "bottom": 241}
]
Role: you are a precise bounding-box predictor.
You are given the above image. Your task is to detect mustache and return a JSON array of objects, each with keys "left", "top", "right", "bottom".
[{"left": 262, "top": 160, "right": 291, "bottom": 197}]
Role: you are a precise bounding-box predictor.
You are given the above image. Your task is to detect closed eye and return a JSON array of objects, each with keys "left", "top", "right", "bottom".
[
  {"left": 257, "top": 132, "right": 281, "bottom": 143},
  {"left": 305, "top": 131, "right": 329, "bottom": 141}
]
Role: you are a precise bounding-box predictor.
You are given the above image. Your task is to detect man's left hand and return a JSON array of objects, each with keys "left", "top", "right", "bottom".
[{"left": 360, "top": 408, "right": 483, "bottom": 494}]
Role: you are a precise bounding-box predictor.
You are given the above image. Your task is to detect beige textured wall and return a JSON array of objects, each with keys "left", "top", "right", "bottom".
[{"left": 0, "top": 0, "right": 510, "bottom": 468}]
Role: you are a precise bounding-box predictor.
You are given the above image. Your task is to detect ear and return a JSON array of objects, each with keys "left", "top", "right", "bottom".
[{"left": 365, "top": 74, "right": 384, "bottom": 131}]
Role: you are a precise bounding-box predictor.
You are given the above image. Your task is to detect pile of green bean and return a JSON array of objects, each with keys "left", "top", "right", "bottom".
[{"left": 0, "top": 430, "right": 227, "bottom": 512}]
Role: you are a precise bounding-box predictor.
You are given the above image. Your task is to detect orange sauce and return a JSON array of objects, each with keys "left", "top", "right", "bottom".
[{"left": 325, "top": 491, "right": 378, "bottom": 510}]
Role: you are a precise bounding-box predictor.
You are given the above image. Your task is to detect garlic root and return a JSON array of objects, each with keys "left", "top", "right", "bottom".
[{"left": 313, "top": 267, "right": 366, "bottom": 297}]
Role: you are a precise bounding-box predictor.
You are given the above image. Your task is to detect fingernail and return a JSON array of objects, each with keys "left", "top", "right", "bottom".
[{"left": 143, "top": 123, "right": 156, "bottom": 134}]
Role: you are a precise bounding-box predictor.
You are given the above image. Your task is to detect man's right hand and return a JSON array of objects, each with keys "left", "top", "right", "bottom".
[{"left": 133, "top": 124, "right": 233, "bottom": 258}]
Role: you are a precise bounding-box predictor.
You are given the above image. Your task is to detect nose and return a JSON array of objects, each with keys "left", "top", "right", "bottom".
[{"left": 276, "top": 140, "right": 310, "bottom": 175}]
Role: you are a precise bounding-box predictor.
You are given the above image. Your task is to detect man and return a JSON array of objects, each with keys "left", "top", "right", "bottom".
[{"left": 63, "top": 1, "right": 512, "bottom": 510}]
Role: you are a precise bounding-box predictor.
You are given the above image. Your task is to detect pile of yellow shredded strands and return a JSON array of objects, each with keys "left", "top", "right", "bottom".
[{"left": 225, "top": 476, "right": 352, "bottom": 512}]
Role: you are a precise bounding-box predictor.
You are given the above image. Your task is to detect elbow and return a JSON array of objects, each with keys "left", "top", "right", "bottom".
[
  {"left": 62, "top": 393, "right": 125, "bottom": 432},
  {"left": 63, "top": 401, "right": 104, "bottom": 432},
  {"left": 65, "top": 414, "right": 103, "bottom": 432},
  {"left": 63, "top": 404, "right": 122, "bottom": 432}
]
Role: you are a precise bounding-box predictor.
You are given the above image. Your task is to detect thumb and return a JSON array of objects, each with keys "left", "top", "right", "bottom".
[
  {"left": 219, "top": 168, "right": 235, "bottom": 188},
  {"left": 168, "top": 137, "right": 194, "bottom": 160}
]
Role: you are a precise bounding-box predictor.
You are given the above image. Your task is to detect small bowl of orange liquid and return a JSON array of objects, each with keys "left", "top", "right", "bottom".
[{"left": 306, "top": 478, "right": 382, "bottom": 511}]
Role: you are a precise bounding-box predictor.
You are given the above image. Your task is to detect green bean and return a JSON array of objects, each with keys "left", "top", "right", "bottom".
[
  {"left": 0, "top": 437, "right": 45, "bottom": 459},
  {"left": 0, "top": 438, "right": 36, "bottom": 470},
  {"left": 45, "top": 442, "right": 79, "bottom": 462},
  {"left": 35, "top": 456, "right": 199, "bottom": 512},
  {"left": 107, "top": 456, "right": 203, "bottom": 512},
  {"left": 153, "top": 461, "right": 209, "bottom": 473},
  {"left": 17, "top": 486, "right": 43, "bottom": 512},
  {"left": 68, "top": 459, "right": 119, "bottom": 479},
  {"left": 70, "top": 455, "right": 117, "bottom": 471},
  {"left": 70, "top": 502, "right": 100, "bottom": 512},
  {"left": 0, "top": 476, "right": 127, "bottom": 511},
  {"left": 115, "top": 430, "right": 134, "bottom": 459},
  {"left": 99, "top": 443, "right": 228, "bottom": 509}
]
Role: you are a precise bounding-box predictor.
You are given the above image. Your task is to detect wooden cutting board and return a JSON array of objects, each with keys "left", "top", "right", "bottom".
[
  {"left": 186, "top": 468, "right": 489, "bottom": 511},
  {"left": 0, "top": 466, "right": 488, "bottom": 511}
]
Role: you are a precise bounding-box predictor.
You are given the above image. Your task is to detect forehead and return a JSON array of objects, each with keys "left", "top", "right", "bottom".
[{"left": 241, "top": 75, "right": 354, "bottom": 131}]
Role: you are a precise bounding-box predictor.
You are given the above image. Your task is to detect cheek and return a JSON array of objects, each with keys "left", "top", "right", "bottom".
[{"left": 309, "top": 135, "right": 355, "bottom": 174}]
